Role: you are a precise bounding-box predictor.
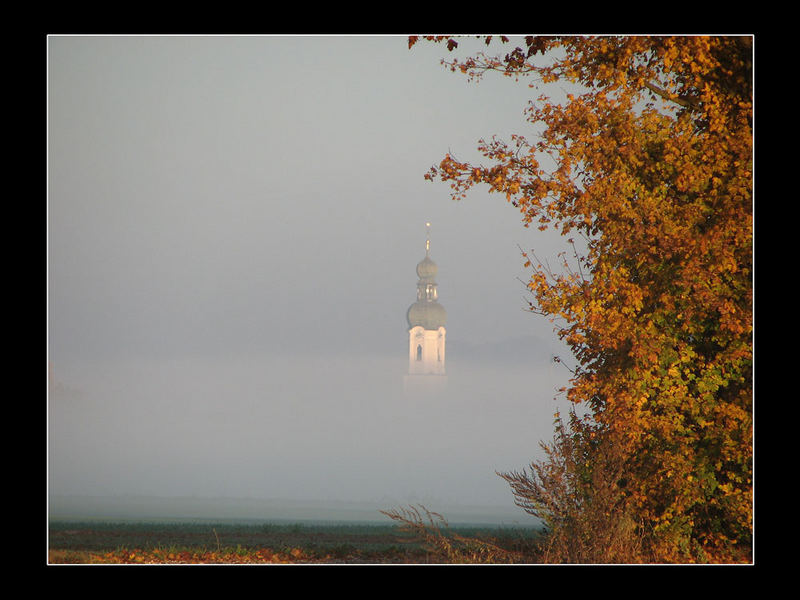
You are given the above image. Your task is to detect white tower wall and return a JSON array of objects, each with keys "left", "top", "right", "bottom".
[{"left": 408, "top": 325, "right": 446, "bottom": 375}]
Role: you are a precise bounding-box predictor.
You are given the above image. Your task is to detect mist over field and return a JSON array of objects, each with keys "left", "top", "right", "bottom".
[
  {"left": 49, "top": 340, "right": 571, "bottom": 523},
  {"left": 48, "top": 35, "right": 578, "bottom": 525}
]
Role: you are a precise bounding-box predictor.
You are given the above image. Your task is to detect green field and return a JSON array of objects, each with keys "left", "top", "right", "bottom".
[{"left": 48, "top": 519, "right": 544, "bottom": 564}]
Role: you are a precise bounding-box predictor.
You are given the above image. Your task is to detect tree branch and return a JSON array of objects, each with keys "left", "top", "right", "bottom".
[{"left": 642, "top": 80, "right": 699, "bottom": 111}]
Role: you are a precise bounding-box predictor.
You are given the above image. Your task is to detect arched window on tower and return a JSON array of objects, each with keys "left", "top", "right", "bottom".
[{"left": 416, "top": 345, "right": 422, "bottom": 361}]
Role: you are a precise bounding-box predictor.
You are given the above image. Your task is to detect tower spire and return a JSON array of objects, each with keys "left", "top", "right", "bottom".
[{"left": 425, "top": 221, "right": 431, "bottom": 255}]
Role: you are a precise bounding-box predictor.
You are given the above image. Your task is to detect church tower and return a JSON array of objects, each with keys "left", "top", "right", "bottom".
[{"left": 406, "top": 223, "right": 447, "bottom": 380}]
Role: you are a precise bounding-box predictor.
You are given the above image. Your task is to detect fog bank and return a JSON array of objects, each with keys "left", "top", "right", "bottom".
[{"left": 49, "top": 344, "right": 570, "bottom": 523}]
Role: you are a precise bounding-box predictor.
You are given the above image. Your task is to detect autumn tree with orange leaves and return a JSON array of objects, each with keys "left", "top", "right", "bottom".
[{"left": 412, "top": 35, "right": 752, "bottom": 563}]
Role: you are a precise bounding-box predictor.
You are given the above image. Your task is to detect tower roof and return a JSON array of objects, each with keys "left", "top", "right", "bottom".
[
  {"left": 407, "top": 222, "right": 446, "bottom": 330},
  {"left": 407, "top": 300, "right": 446, "bottom": 330}
]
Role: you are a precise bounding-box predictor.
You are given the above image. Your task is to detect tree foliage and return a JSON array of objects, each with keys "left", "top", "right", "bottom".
[{"left": 413, "top": 35, "right": 753, "bottom": 563}]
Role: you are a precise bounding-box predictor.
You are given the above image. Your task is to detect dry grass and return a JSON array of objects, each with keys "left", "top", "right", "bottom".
[{"left": 379, "top": 505, "right": 537, "bottom": 564}]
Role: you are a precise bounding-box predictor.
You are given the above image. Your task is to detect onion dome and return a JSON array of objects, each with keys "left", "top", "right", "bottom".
[
  {"left": 416, "top": 255, "right": 438, "bottom": 280},
  {"left": 407, "top": 299, "right": 447, "bottom": 330}
]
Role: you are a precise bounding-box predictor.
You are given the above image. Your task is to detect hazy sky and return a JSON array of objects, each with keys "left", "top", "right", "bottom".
[{"left": 48, "top": 35, "right": 578, "bottom": 521}]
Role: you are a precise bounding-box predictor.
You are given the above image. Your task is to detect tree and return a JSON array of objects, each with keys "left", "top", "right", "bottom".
[{"left": 412, "top": 35, "right": 753, "bottom": 563}]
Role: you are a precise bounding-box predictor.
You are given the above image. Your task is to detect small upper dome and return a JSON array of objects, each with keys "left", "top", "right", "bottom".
[{"left": 416, "top": 256, "right": 438, "bottom": 280}]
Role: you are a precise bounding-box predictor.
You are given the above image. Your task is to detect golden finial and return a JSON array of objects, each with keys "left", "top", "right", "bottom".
[{"left": 425, "top": 222, "right": 431, "bottom": 254}]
